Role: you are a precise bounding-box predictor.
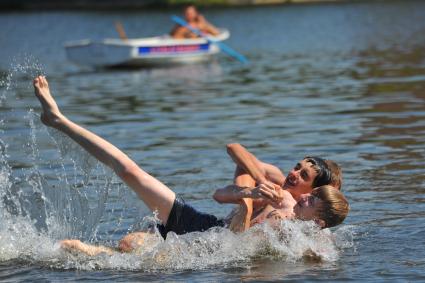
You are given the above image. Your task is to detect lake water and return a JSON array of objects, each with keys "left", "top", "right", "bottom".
[{"left": 1, "top": 0, "right": 425, "bottom": 281}]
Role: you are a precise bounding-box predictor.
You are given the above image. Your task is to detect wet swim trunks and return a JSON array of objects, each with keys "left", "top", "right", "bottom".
[{"left": 157, "top": 197, "right": 225, "bottom": 239}]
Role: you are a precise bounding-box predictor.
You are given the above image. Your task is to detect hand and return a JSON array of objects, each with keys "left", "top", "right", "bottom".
[
  {"left": 251, "top": 183, "right": 284, "bottom": 207},
  {"left": 260, "top": 180, "right": 283, "bottom": 192}
]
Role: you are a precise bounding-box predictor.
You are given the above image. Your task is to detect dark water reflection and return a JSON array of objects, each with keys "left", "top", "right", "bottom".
[{"left": 1, "top": 0, "right": 425, "bottom": 281}]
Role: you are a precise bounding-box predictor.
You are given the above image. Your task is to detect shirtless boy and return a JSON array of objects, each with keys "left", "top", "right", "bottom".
[
  {"left": 221, "top": 143, "right": 344, "bottom": 231},
  {"left": 32, "top": 76, "right": 348, "bottom": 256},
  {"left": 226, "top": 143, "right": 342, "bottom": 198}
]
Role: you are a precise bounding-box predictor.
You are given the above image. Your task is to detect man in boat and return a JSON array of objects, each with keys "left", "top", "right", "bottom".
[
  {"left": 170, "top": 5, "right": 220, "bottom": 39},
  {"left": 32, "top": 76, "right": 348, "bottom": 256}
]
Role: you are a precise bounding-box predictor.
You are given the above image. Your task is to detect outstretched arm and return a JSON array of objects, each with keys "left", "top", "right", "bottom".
[
  {"left": 213, "top": 183, "right": 283, "bottom": 207},
  {"left": 226, "top": 143, "right": 285, "bottom": 187},
  {"left": 60, "top": 240, "right": 115, "bottom": 256},
  {"left": 33, "top": 76, "right": 175, "bottom": 225},
  {"left": 213, "top": 185, "right": 252, "bottom": 204}
]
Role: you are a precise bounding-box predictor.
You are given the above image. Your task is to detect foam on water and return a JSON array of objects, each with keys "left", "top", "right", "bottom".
[
  {"left": 0, "top": 59, "right": 354, "bottom": 271},
  {"left": 0, "top": 212, "right": 354, "bottom": 271}
]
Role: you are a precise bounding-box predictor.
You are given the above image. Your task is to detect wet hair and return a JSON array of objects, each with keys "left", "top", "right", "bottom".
[
  {"left": 312, "top": 185, "right": 349, "bottom": 228},
  {"left": 303, "top": 156, "right": 332, "bottom": 188},
  {"left": 325, "top": 159, "right": 342, "bottom": 191}
]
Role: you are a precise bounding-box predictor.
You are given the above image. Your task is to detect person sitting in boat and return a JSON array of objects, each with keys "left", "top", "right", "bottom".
[
  {"left": 170, "top": 5, "right": 220, "bottom": 39},
  {"left": 32, "top": 76, "right": 348, "bottom": 256}
]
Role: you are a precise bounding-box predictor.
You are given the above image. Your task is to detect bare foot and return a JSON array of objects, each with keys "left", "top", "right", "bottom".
[{"left": 33, "top": 76, "right": 64, "bottom": 128}]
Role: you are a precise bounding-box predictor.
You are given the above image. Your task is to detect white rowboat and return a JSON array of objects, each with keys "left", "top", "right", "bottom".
[{"left": 65, "top": 30, "right": 230, "bottom": 68}]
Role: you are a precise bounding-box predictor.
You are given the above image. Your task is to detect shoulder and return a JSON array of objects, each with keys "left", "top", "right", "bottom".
[
  {"left": 280, "top": 190, "right": 297, "bottom": 206},
  {"left": 280, "top": 189, "right": 292, "bottom": 198}
]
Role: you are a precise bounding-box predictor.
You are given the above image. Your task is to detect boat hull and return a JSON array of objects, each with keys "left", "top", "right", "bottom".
[{"left": 65, "top": 30, "right": 229, "bottom": 68}]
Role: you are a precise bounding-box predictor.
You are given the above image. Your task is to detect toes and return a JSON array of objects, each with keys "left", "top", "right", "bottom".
[
  {"left": 34, "top": 76, "right": 43, "bottom": 86},
  {"left": 42, "top": 76, "right": 48, "bottom": 87},
  {"left": 39, "top": 76, "right": 45, "bottom": 88},
  {"left": 33, "top": 77, "right": 40, "bottom": 86},
  {"left": 33, "top": 76, "right": 49, "bottom": 89}
]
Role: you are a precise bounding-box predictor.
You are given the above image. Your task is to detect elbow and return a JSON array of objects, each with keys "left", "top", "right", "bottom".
[
  {"left": 226, "top": 143, "right": 240, "bottom": 154},
  {"left": 226, "top": 143, "right": 239, "bottom": 149},
  {"left": 212, "top": 190, "right": 223, "bottom": 204}
]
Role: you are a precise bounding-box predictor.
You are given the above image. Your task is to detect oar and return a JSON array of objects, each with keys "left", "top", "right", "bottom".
[
  {"left": 115, "top": 21, "right": 128, "bottom": 41},
  {"left": 171, "top": 15, "right": 248, "bottom": 64}
]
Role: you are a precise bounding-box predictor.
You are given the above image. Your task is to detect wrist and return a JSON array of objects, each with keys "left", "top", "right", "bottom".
[
  {"left": 256, "top": 177, "right": 267, "bottom": 185},
  {"left": 238, "top": 187, "right": 252, "bottom": 199}
]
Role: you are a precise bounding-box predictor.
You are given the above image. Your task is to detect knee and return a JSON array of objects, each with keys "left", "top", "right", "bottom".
[
  {"left": 118, "top": 232, "right": 147, "bottom": 253},
  {"left": 226, "top": 143, "right": 239, "bottom": 153},
  {"left": 116, "top": 161, "right": 139, "bottom": 181}
]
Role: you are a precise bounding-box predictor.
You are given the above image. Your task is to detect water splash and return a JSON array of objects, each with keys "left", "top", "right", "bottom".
[
  {"left": 0, "top": 54, "right": 44, "bottom": 103},
  {"left": 0, "top": 56, "right": 116, "bottom": 259},
  {"left": 0, "top": 57, "right": 354, "bottom": 271},
  {"left": 2, "top": 219, "right": 353, "bottom": 272}
]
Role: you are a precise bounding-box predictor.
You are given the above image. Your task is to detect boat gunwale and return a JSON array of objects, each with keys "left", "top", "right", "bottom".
[{"left": 64, "top": 29, "right": 229, "bottom": 48}]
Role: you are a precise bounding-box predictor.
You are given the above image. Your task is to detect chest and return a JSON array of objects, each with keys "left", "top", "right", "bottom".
[{"left": 250, "top": 204, "right": 294, "bottom": 226}]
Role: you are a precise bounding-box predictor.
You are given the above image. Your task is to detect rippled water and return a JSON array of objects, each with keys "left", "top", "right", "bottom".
[{"left": 1, "top": 1, "right": 425, "bottom": 281}]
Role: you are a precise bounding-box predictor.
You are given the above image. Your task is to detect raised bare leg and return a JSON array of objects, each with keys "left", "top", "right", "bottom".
[{"left": 33, "top": 76, "right": 175, "bottom": 224}]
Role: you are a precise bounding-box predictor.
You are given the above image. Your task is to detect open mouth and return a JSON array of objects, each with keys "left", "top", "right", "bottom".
[{"left": 284, "top": 177, "right": 296, "bottom": 187}]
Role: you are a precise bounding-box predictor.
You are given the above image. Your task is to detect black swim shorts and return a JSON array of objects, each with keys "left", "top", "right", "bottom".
[{"left": 157, "top": 197, "right": 225, "bottom": 239}]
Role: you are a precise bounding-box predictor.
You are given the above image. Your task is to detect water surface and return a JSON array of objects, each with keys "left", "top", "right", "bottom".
[{"left": 1, "top": 1, "right": 425, "bottom": 281}]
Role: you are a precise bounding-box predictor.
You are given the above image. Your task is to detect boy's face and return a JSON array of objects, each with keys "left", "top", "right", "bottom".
[
  {"left": 293, "top": 193, "right": 323, "bottom": 221},
  {"left": 283, "top": 159, "right": 318, "bottom": 195}
]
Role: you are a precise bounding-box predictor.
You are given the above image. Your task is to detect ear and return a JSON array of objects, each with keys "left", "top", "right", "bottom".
[{"left": 314, "top": 219, "right": 326, "bottom": 228}]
